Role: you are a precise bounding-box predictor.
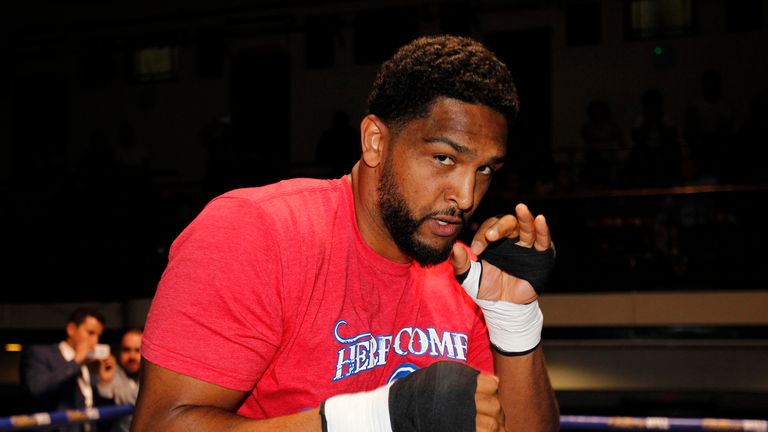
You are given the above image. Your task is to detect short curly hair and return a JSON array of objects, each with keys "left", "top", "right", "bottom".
[{"left": 367, "top": 35, "right": 519, "bottom": 133}]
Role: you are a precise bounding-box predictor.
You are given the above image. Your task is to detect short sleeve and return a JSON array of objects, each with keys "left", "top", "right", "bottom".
[{"left": 142, "top": 196, "right": 284, "bottom": 392}]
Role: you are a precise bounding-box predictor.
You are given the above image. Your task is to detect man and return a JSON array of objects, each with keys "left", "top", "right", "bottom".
[
  {"left": 98, "top": 328, "right": 143, "bottom": 432},
  {"left": 20, "top": 307, "right": 114, "bottom": 432},
  {"left": 133, "top": 35, "right": 559, "bottom": 431}
]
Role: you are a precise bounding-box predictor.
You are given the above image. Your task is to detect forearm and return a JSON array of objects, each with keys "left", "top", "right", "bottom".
[
  {"left": 132, "top": 405, "right": 321, "bottom": 432},
  {"left": 494, "top": 346, "right": 559, "bottom": 432},
  {"left": 133, "top": 360, "right": 324, "bottom": 432}
]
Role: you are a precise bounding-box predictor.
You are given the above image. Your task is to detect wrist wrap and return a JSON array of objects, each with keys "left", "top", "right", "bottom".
[
  {"left": 474, "top": 298, "right": 543, "bottom": 354},
  {"left": 457, "top": 258, "right": 544, "bottom": 354},
  {"left": 322, "top": 383, "right": 394, "bottom": 432}
]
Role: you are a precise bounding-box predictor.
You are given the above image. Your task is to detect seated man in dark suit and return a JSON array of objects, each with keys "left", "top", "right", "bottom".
[{"left": 20, "top": 306, "right": 115, "bottom": 432}]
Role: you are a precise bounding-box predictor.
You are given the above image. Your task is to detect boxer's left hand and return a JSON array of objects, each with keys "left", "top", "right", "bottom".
[{"left": 451, "top": 203, "right": 552, "bottom": 305}]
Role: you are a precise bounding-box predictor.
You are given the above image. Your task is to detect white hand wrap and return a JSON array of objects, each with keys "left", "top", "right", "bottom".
[
  {"left": 460, "top": 260, "right": 544, "bottom": 354},
  {"left": 323, "top": 382, "right": 394, "bottom": 432}
]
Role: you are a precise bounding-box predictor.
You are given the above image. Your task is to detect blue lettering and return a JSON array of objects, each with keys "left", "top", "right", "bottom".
[{"left": 332, "top": 321, "right": 470, "bottom": 381}]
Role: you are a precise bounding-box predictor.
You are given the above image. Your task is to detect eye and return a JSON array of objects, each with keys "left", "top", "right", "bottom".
[
  {"left": 434, "top": 155, "right": 455, "bottom": 166},
  {"left": 478, "top": 166, "right": 494, "bottom": 175}
]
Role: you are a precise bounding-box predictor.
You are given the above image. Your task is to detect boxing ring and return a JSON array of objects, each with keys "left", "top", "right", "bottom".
[
  {"left": 0, "top": 405, "right": 132, "bottom": 431},
  {"left": 0, "top": 406, "right": 765, "bottom": 431}
]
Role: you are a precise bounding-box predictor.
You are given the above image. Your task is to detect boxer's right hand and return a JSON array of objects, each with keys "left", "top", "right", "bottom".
[
  {"left": 322, "top": 361, "right": 505, "bottom": 432},
  {"left": 475, "top": 373, "right": 506, "bottom": 432}
]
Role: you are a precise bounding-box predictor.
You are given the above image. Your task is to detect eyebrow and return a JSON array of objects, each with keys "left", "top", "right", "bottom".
[
  {"left": 425, "top": 136, "right": 472, "bottom": 155},
  {"left": 424, "top": 136, "right": 507, "bottom": 165}
]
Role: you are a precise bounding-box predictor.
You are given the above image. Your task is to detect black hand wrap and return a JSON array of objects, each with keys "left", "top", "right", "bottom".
[
  {"left": 479, "top": 238, "right": 556, "bottom": 295},
  {"left": 388, "top": 361, "right": 479, "bottom": 432}
]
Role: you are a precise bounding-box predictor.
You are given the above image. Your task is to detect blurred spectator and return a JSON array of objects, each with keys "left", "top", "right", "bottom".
[
  {"left": 723, "top": 90, "right": 768, "bottom": 184},
  {"left": 553, "top": 162, "right": 576, "bottom": 195},
  {"left": 98, "top": 328, "right": 143, "bottom": 432},
  {"left": 625, "top": 89, "right": 684, "bottom": 188},
  {"left": 20, "top": 307, "right": 114, "bottom": 432},
  {"left": 684, "top": 70, "right": 737, "bottom": 183},
  {"left": 580, "top": 99, "right": 626, "bottom": 189}
]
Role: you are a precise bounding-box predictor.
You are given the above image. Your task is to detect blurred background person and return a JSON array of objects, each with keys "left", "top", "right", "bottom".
[
  {"left": 98, "top": 328, "right": 143, "bottom": 432},
  {"left": 625, "top": 89, "right": 684, "bottom": 188},
  {"left": 684, "top": 69, "right": 737, "bottom": 183},
  {"left": 580, "top": 98, "right": 626, "bottom": 190},
  {"left": 20, "top": 307, "right": 114, "bottom": 432}
]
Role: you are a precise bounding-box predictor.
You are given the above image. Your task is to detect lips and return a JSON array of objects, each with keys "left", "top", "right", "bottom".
[{"left": 428, "top": 217, "right": 462, "bottom": 237}]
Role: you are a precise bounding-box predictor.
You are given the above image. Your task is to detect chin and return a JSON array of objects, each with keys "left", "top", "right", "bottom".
[
  {"left": 409, "top": 239, "right": 454, "bottom": 267},
  {"left": 421, "top": 233, "right": 457, "bottom": 251}
]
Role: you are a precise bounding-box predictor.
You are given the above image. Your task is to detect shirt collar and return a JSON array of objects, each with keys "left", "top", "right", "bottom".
[{"left": 59, "top": 340, "right": 76, "bottom": 362}]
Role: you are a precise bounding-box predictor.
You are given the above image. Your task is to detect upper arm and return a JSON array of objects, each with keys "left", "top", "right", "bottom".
[
  {"left": 140, "top": 197, "right": 284, "bottom": 391},
  {"left": 132, "top": 360, "right": 323, "bottom": 432},
  {"left": 132, "top": 359, "right": 248, "bottom": 430}
]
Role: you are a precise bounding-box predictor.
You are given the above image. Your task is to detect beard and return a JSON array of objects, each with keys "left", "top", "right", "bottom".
[
  {"left": 377, "top": 162, "right": 465, "bottom": 266},
  {"left": 125, "top": 368, "right": 141, "bottom": 380}
]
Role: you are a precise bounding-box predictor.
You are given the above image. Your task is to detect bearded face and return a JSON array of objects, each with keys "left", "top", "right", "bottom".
[{"left": 377, "top": 159, "right": 466, "bottom": 267}]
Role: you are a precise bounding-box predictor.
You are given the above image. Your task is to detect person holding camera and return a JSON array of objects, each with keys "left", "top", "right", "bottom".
[{"left": 20, "top": 306, "right": 114, "bottom": 432}]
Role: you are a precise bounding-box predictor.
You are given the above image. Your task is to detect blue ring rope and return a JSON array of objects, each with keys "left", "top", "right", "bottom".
[{"left": 0, "top": 405, "right": 133, "bottom": 431}]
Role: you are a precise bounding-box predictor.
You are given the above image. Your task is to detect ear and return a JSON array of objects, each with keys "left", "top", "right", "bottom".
[
  {"left": 360, "top": 114, "right": 388, "bottom": 168},
  {"left": 66, "top": 322, "right": 77, "bottom": 338}
]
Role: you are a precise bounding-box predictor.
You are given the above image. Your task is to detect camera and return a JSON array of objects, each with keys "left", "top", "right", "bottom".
[{"left": 87, "top": 344, "right": 110, "bottom": 360}]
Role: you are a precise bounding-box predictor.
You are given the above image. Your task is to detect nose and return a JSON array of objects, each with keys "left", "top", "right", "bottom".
[{"left": 446, "top": 171, "right": 475, "bottom": 212}]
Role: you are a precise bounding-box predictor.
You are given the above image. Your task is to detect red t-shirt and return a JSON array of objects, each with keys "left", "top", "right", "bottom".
[{"left": 142, "top": 177, "right": 492, "bottom": 419}]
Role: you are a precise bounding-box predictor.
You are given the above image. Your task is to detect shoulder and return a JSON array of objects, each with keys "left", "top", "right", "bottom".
[
  {"left": 24, "top": 344, "right": 57, "bottom": 357},
  {"left": 218, "top": 177, "right": 344, "bottom": 200},
  {"left": 165, "top": 177, "right": 352, "bottom": 271},
  {"left": 194, "top": 177, "right": 351, "bottom": 240},
  {"left": 21, "top": 344, "right": 63, "bottom": 369},
  {"left": 202, "top": 178, "right": 347, "bottom": 222}
]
